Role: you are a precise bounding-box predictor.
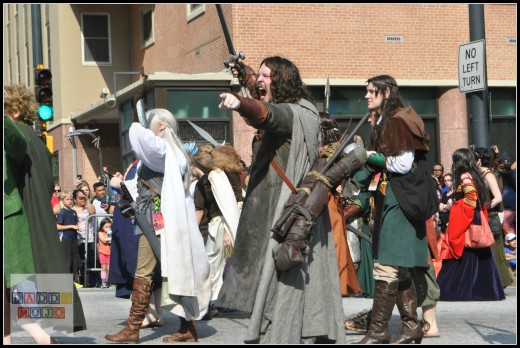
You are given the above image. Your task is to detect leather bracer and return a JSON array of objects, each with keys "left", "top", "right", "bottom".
[
  {"left": 323, "top": 146, "right": 367, "bottom": 187},
  {"left": 302, "top": 147, "right": 367, "bottom": 221},
  {"left": 236, "top": 94, "right": 268, "bottom": 127}
]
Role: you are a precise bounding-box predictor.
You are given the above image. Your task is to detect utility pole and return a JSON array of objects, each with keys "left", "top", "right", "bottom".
[{"left": 468, "top": 4, "right": 490, "bottom": 148}]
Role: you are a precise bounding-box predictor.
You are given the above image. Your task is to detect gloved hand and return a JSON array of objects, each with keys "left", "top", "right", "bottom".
[
  {"left": 272, "top": 203, "right": 312, "bottom": 238},
  {"left": 272, "top": 231, "right": 310, "bottom": 272},
  {"left": 366, "top": 152, "right": 386, "bottom": 171},
  {"left": 229, "top": 63, "right": 259, "bottom": 99}
]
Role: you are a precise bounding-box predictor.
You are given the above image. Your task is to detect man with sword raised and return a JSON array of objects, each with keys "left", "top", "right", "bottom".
[{"left": 216, "top": 53, "right": 368, "bottom": 343}]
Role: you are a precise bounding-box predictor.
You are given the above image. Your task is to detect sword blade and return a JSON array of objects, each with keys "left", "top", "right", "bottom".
[
  {"left": 187, "top": 120, "right": 221, "bottom": 146},
  {"left": 216, "top": 4, "right": 235, "bottom": 55},
  {"left": 136, "top": 98, "right": 149, "bottom": 128}
]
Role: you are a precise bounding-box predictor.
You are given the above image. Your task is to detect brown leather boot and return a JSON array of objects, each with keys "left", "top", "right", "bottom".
[
  {"left": 357, "top": 281, "right": 398, "bottom": 344},
  {"left": 105, "top": 277, "right": 152, "bottom": 343},
  {"left": 392, "top": 279, "right": 423, "bottom": 344},
  {"left": 163, "top": 317, "right": 198, "bottom": 343}
]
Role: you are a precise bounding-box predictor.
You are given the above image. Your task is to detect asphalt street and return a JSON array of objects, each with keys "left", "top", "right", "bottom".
[{"left": 10, "top": 281, "right": 517, "bottom": 344}]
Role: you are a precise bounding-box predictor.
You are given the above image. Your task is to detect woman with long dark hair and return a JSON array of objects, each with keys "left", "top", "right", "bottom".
[
  {"left": 356, "top": 75, "right": 437, "bottom": 344},
  {"left": 473, "top": 147, "right": 512, "bottom": 288},
  {"left": 437, "top": 148, "right": 505, "bottom": 301}
]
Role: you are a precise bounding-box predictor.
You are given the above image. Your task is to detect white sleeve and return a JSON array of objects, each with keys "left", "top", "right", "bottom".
[
  {"left": 386, "top": 149, "right": 415, "bottom": 174},
  {"left": 129, "top": 123, "right": 166, "bottom": 173}
]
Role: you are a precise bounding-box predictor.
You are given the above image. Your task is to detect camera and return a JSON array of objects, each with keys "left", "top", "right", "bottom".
[{"left": 502, "top": 160, "right": 511, "bottom": 172}]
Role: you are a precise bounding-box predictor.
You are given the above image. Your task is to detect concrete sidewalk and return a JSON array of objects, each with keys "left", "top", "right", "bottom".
[{"left": 10, "top": 282, "right": 516, "bottom": 344}]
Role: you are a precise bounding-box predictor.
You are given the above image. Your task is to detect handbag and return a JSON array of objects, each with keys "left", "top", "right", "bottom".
[{"left": 464, "top": 199, "right": 494, "bottom": 249}]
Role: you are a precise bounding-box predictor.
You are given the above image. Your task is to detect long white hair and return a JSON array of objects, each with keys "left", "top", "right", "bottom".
[{"left": 147, "top": 108, "right": 192, "bottom": 191}]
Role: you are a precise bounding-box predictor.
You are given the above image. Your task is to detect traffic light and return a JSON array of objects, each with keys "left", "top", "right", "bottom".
[
  {"left": 35, "top": 65, "right": 53, "bottom": 121},
  {"left": 38, "top": 121, "right": 54, "bottom": 153}
]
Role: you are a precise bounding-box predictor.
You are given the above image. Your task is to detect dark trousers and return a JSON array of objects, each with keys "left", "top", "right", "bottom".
[
  {"left": 79, "top": 242, "right": 100, "bottom": 286},
  {"left": 61, "top": 237, "right": 80, "bottom": 279}
]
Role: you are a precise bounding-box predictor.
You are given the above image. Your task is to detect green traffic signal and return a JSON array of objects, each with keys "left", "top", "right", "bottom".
[
  {"left": 35, "top": 67, "right": 53, "bottom": 121},
  {"left": 38, "top": 104, "right": 54, "bottom": 121}
]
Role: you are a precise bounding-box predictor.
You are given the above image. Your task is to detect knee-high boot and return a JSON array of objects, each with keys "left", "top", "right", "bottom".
[
  {"left": 357, "top": 281, "right": 398, "bottom": 344},
  {"left": 163, "top": 317, "right": 198, "bottom": 343},
  {"left": 105, "top": 277, "right": 153, "bottom": 343},
  {"left": 391, "top": 279, "right": 423, "bottom": 344}
]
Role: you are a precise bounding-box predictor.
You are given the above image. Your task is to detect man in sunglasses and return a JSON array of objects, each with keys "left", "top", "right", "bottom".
[{"left": 52, "top": 184, "right": 62, "bottom": 214}]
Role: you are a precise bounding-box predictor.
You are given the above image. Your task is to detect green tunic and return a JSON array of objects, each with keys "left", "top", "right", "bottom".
[
  {"left": 17, "top": 122, "right": 87, "bottom": 332},
  {"left": 4, "top": 116, "right": 35, "bottom": 287},
  {"left": 376, "top": 180, "right": 428, "bottom": 268}
]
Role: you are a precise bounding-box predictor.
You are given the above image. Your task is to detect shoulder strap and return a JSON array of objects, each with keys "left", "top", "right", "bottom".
[
  {"left": 270, "top": 159, "right": 298, "bottom": 194},
  {"left": 481, "top": 169, "right": 492, "bottom": 177},
  {"left": 141, "top": 179, "right": 162, "bottom": 197}
]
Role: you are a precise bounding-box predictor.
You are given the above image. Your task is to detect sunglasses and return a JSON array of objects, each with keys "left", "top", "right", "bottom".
[
  {"left": 444, "top": 179, "right": 453, "bottom": 182},
  {"left": 54, "top": 189, "right": 61, "bottom": 192}
]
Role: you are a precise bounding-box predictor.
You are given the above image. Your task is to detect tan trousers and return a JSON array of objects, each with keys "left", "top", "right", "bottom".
[
  {"left": 135, "top": 234, "right": 160, "bottom": 281},
  {"left": 373, "top": 262, "right": 411, "bottom": 287}
]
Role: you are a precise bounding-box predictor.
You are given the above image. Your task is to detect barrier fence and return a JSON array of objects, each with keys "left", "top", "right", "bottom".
[{"left": 82, "top": 213, "right": 113, "bottom": 287}]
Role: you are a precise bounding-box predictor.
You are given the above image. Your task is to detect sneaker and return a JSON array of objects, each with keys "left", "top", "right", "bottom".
[
  {"left": 344, "top": 309, "right": 372, "bottom": 333},
  {"left": 74, "top": 282, "right": 83, "bottom": 289},
  {"left": 101, "top": 283, "right": 108, "bottom": 288}
]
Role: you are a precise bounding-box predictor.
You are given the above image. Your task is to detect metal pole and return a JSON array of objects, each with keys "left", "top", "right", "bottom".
[
  {"left": 69, "top": 127, "right": 78, "bottom": 183},
  {"left": 31, "top": 4, "right": 43, "bottom": 67},
  {"left": 468, "top": 4, "right": 490, "bottom": 148}
]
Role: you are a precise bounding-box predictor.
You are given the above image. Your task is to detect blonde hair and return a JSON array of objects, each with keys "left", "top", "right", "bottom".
[
  {"left": 60, "top": 190, "right": 73, "bottom": 200},
  {"left": 194, "top": 144, "right": 242, "bottom": 174},
  {"left": 4, "top": 85, "right": 38, "bottom": 124},
  {"left": 147, "top": 108, "right": 192, "bottom": 191}
]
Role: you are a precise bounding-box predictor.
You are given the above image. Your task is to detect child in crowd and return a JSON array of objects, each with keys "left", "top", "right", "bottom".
[
  {"left": 98, "top": 218, "right": 113, "bottom": 288},
  {"left": 504, "top": 233, "right": 516, "bottom": 273},
  {"left": 56, "top": 191, "right": 81, "bottom": 287}
]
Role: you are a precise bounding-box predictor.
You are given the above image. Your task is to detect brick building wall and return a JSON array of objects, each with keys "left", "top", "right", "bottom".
[
  {"left": 128, "top": 4, "right": 516, "bottom": 80},
  {"left": 233, "top": 4, "right": 516, "bottom": 81},
  {"left": 122, "top": 4, "right": 516, "bottom": 168}
]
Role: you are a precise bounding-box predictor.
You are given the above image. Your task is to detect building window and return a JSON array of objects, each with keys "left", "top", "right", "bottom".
[
  {"left": 81, "top": 13, "right": 111, "bottom": 65},
  {"left": 167, "top": 89, "right": 230, "bottom": 144},
  {"left": 479, "top": 87, "right": 516, "bottom": 160},
  {"left": 187, "top": 4, "right": 205, "bottom": 22},
  {"left": 140, "top": 6, "right": 154, "bottom": 49},
  {"left": 52, "top": 152, "right": 60, "bottom": 184},
  {"left": 167, "top": 90, "right": 228, "bottom": 119}
]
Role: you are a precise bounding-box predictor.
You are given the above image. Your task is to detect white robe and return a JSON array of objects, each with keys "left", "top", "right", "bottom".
[
  {"left": 129, "top": 123, "right": 211, "bottom": 320},
  {"left": 206, "top": 169, "right": 242, "bottom": 301}
]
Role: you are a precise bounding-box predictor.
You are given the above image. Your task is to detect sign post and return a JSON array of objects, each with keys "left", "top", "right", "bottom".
[{"left": 458, "top": 39, "right": 486, "bottom": 93}]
